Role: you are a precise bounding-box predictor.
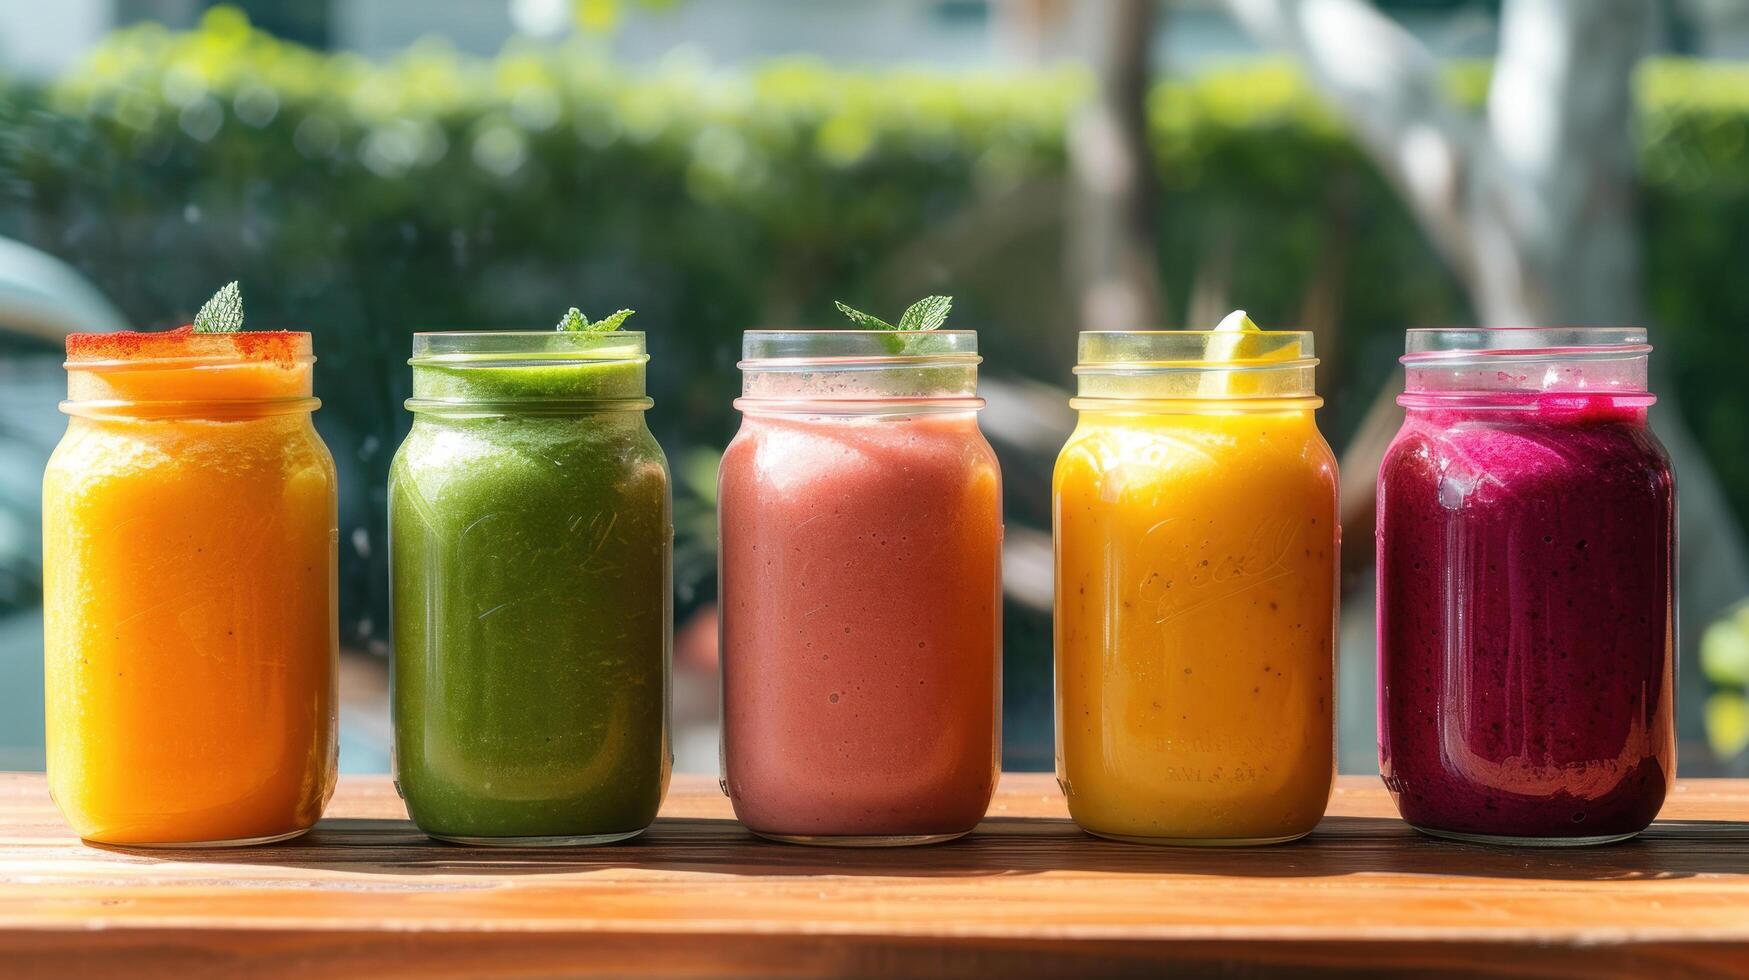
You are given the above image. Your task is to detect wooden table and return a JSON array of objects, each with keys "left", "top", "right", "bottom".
[{"left": 0, "top": 774, "right": 1745, "bottom": 978}]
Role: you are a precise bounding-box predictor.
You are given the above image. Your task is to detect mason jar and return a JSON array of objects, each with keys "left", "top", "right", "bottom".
[
  {"left": 1054, "top": 329, "right": 1337, "bottom": 845},
  {"left": 390, "top": 331, "right": 672, "bottom": 845},
  {"left": 43, "top": 327, "right": 338, "bottom": 846},
  {"left": 1377, "top": 328, "right": 1676, "bottom": 845},
  {"left": 718, "top": 330, "right": 1002, "bottom": 845}
]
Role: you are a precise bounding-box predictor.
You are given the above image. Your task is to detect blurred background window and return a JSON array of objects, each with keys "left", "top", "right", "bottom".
[{"left": 3, "top": 0, "right": 1748, "bottom": 775}]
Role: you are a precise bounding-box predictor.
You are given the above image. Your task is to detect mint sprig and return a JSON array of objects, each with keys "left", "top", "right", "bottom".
[
  {"left": 192, "top": 281, "right": 244, "bottom": 334},
  {"left": 834, "top": 295, "right": 953, "bottom": 332},
  {"left": 556, "top": 307, "right": 636, "bottom": 333},
  {"left": 833, "top": 301, "right": 894, "bottom": 330},
  {"left": 898, "top": 295, "right": 952, "bottom": 331}
]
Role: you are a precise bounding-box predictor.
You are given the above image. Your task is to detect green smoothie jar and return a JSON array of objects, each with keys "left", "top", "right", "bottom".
[{"left": 389, "top": 329, "right": 672, "bottom": 845}]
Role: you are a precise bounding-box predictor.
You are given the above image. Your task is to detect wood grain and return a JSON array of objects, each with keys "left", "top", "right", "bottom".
[{"left": 0, "top": 774, "right": 1745, "bottom": 978}]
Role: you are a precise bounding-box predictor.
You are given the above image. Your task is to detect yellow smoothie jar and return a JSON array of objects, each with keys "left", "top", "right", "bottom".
[{"left": 1053, "top": 313, "right": 1336, "bottom": 845}]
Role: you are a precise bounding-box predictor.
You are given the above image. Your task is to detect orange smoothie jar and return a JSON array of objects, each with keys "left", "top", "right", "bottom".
[
  {"left": 1053, "top": 322, "right": 1337, "bottom": 845},
  {"left": 43, "top": 326, "right": 338, "bottom": 846}
]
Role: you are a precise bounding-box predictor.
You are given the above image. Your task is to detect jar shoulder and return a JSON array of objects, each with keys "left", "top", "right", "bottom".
[
  {"left": 397, "top": 414, "right": 667, "bottom": 461},
  {"left": 1055, "top": 414, "right": 1336, "bottom": 485},
  {"left": 391, "top": 415, "right": 670, "bottom": 502},
  {"left": 1380, "top": 416, "right": 1673, "bottom": 496},
  {"left": 46, "top": 415, "right": 335, "bottom": 490},
  {"left": 721, "top": 414, "right": 996, "bottom": 479}
]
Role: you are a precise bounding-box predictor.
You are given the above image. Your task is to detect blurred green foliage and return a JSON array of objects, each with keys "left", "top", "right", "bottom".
[
  {"left": 2, "top": 9, "right": 1748, "bottom": 762},
  {"left": 1702, "top": 606, "right": 1749, "bottom": 762}
]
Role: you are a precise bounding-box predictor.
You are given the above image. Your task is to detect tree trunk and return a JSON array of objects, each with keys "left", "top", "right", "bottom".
[
  {"left": 1226, "top": 0, "right": 1749, "bottom": 751},
  {"left": 1067, "top": 0, "right": 1164, "bottom": 334},
  {"left": 1474, "top": 0, "right": 1646, "bottom": 325}
]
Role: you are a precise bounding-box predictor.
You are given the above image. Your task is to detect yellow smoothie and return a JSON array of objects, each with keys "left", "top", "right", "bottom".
[
  {"left": 43, "top": 327, "right": 338, "bottom": 845},
  {"left": 1053, "top": 318, "right": 1336, "bottom": 844}
]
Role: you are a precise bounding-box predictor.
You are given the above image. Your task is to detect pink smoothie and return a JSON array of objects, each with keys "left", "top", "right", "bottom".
[{"left": 718, "top": 411, "right": 1002, "bottom": 839}]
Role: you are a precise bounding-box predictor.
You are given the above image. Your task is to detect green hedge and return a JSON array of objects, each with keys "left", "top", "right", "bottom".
[{"left": 4, "top": 10, "right": 1749, "bottom": 761}]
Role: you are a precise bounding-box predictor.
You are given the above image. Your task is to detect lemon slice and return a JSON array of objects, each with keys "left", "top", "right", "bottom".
[
  {"left": 1200, "top": 309, "right": 1259, "bottom": 397},
  {"left": 1198, "top": 309, "right": 1302, "bottom": 398},
  {"left": 1215, "top": 309, "right": 1258, "bottom": 333}
]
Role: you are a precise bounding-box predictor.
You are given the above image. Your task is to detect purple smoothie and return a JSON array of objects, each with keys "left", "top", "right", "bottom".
[{"left": 1377, "top": 394, "right": 1675, "bottom": 842}]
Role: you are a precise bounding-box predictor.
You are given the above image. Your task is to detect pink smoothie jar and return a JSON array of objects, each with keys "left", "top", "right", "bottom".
[
  {"left": 1377, "top": 328, "right": 1676, "bottom": 845},
  {"left": 718, "top": 330, "right": 1002, "bottom": 845}
]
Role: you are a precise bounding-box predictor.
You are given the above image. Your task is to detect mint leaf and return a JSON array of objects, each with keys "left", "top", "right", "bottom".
[
  {"left": 193, "top": 281, "right": 244, "bottom": 334},
  {"left": 897, "top": 295, "right": 952, "bottom": 331},
  {"left": 834, "top": 301, "right": 893, "bottom": 331},
  {"left": 592, "top": 308, "right": 636, "bottom": 332},
  {"left": 557, "top": 307, "right": 635, "bottom": 333},
  {"left": 555, "top": 307, "right": 590, "bottom": 332},
  {"left": 836, "top": 296, "right": 951, "bottom": 331}
]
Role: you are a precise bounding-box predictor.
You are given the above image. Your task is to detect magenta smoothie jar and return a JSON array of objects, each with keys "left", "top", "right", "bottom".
[{"left": 1377, "top": 328, "right": 1675, "bottom": 845}]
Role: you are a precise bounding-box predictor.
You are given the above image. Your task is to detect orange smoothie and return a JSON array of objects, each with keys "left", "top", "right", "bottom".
[
  {"left": 43, "top": 327, "right": 338, "bottom": 845},
  {"left": 1053, "top": 322, "right": 1336, "bottom": 844}
]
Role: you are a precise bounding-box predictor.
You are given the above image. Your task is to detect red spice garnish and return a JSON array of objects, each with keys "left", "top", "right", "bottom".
[
  {"left": 66, "top": 324, "right": 309, "bottom": 366},
  {"left": 228, "top": 330, "right": 310, "bottom": 365}
]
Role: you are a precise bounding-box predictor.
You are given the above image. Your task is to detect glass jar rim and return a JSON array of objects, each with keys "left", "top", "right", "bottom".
[
  {"left": 62, "top": 396, "right": 322, "bottom": 420},
  {"left": 1402, "top": 327, "right": 1650, "bottom": 363},
  {"left": 62, "top": 329, "right": 318, "bottom": 418},
  {"left": 406, "top": 331, "right": 651, "bottom": 413},
  {"left": 1075, "top": 329, "right": 1316, "bottom": 368},
  {"left": 740, "top": 329, "right": 979, "bottom": 367},
  {"left": 1400, "top": 328, "right": 1653, "bottom": 406},
  {"left": 1073, "top": 329, "right": 1319, "bottom": 403},
  {"left": 1079, "top": 328, "right": 1315, "bottom": 339},
  {"left": 735, "top": 330, "right": 981, "bottom": 413},
  {"left": 410, "top": 330, "right": 647, "bottom": 365}
]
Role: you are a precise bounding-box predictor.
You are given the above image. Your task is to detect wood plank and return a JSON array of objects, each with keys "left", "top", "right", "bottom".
[{"left": 0, "top": 774, "right": 1744, "bottom": 978}]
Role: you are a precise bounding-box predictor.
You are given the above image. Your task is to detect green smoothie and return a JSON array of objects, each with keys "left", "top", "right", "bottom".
[{"left": 389, "top": 331, "right": 671, "bottom": 843}]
